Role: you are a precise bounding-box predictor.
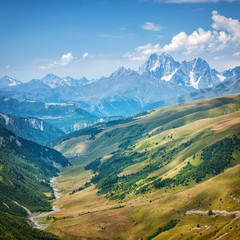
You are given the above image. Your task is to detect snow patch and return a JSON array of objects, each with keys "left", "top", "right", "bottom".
[
  {"left": 189, "top": 71, "right": 202, "bottom": 89},
  {"left": 150, "top": 59, "right": 160, "bottom": 72},
  {"left": 8, "top": 78, "right": 18, "bottom": 86},
  {"left": 217, "top": 74, "right": 226, "bottom": 82},
  {"left": 161, "top": 69, "right": 177, "bottom": 82}
]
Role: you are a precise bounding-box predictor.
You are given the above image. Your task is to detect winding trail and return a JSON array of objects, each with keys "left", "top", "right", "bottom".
[
  {"left": 186, "top": 209, "right": 240, "bottom": 239},
  {"left": 186, "top": 209, "right": 240, "bottom": 223}
]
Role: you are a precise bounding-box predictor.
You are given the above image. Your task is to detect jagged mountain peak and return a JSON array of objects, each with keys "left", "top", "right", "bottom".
[
  {"left": 64, "top": 76, "right": 75, "bottom": 81},
  {"left": 110, "top": 66, "right": 137, "bottom": 78},
  {"left": 223, "top": 66, "right": 240, "bottom": 79},
  {"left": 44, "top": 73, "right": 59, "bottom": 77},
  {"left": 138, "top": 54, "right": 225, "bottom": 89},
  {"left": 139, "top": 53, "right": 180, "bottom": 76},
  {"left": 190, "top": 57, "right": 210, "bottom": 70},
  {"left": 41, "top": 73, "right": 65, "bottom": 88},
  {"left": 0, "top": 75, "right": 22, "bottom": 88},
  {"left": 42, "top": 73, "right": 62, "bottom": 81}
]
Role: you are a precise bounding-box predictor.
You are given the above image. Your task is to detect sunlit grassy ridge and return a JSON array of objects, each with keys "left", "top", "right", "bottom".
[{"left": 47, "top": 94, "right": 240, "bottom": 239}]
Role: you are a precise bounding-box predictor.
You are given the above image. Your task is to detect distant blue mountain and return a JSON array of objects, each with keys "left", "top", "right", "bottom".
[
  {"left": 0, "top": 53, "right": 239, "bottom": 117},
  {"left": 0, "top": 96, "right": 99, "bottom": 133},
  {"left": 0, "top": 112, "right": 64, "bottom": 145}
]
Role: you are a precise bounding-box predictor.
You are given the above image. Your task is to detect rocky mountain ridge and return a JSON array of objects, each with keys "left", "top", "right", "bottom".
[{"left": 1, "top": 53, "right": 240, "bottom": 117}]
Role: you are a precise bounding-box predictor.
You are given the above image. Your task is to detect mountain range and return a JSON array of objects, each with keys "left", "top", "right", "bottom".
[
  {"left": 0, "top": 96, "right": 100, "bottom": 133},
  {"left": 1, "top": 52, "right": 240, "bottom": 239},
  {"left": 0, "top": 112, "right": 64, "bottom": 145},
  {"left": 1, "top": 53, "right": 240, "bottom": 118}
]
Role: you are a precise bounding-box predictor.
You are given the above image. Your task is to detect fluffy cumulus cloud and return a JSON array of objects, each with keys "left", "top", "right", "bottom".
[
  {"left": 40, "top": 52, "right": 74, "bottom": 69},
  {"left": 161, "top": 27, "right": 232, "bottom": 54},
  {"left": 141, "top": 22, "right": 162, "bottom": 31},
  {"left": 212, "top": 10, "right": 240, "bottom": 41},
  {"left": 126, "top": 11, "right": 240, "bottom": 60}
]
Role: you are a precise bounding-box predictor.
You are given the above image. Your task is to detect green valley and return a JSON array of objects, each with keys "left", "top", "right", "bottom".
[
  {"left": 2, "top": 2, "right": 240, "bottom": 239},
  {"left": 0, "top": 124, "right": 70, "bottom": 239},
  {"left": 40, "top": 94, "right": 240, "bottom": 239}
]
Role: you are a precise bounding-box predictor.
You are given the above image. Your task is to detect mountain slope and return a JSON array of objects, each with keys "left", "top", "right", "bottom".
[
  {"left": 0, "top": 112, "right": 64, "bottom": 145},
  {"left": 0, "top": 124, "right": 70, "bottom": 239},
  {"left": 13, "top": 79, "right": 51, "bottom": 92},
  {"left": 0, "top": 96, "right": 99, "bottom": 133},
  {"left": 0, "top": 124, "right": 69, "bottom": 211},
  {"left": 45, "top": 94, "right": 240, "bottom": 239},
  {"left": 180, "top": 73, "right": 240, "bottom": 103},
  {"left": 145, "top": 73, "right": 240, "bottom": 110},
  {"left": 51, "top": 94, "right": 240, "bottom": 162}
]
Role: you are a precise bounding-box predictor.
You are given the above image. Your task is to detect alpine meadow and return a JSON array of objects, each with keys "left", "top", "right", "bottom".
[{"left": 1, "top": 0, "right": 240, "bottom": 239}]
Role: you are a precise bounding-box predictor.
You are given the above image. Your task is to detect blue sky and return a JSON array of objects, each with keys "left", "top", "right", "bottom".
[{"left": 1, "top": 0, "right": 240, "bottom": 81}]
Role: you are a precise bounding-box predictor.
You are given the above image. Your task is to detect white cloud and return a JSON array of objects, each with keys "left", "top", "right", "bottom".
[
  {"left": 60, "top": 52, "right": 74, "bottom": 65},
  {"left": 233, "top": 51, "right": 240, "bottom": 57},
  {"left": 161, "top": 27, "right": 232, "bottom": 54},
  {"left": 125, "top": 11, "right": 240, "bottom": 60},
  {"left": 141, "top": 22, "right": 162, "bottom": 31},
  {"left": 212, "top": 10, "right": 240, "bottom": 42},
  {"left": 40, "top": 52, "right": 74, "bottom": 69},
  {"left": 4, "top": 65, "right": 10, "bottom": 69},
  {"left": 124, "top": 43, "right": 162, "bottom": 61},
  {"left": 82, "top": 52, "right": 89, "bottom": 59}
]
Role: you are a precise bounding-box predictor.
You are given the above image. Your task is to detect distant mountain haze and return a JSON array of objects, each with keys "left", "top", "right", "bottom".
[{"left": 0, "top": 53, "right": 240, "bottom": 118}]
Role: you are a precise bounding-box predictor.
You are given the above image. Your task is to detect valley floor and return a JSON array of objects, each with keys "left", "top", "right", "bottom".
[{"left": 42, "top": 163, "right": 240, "bottom": 240}]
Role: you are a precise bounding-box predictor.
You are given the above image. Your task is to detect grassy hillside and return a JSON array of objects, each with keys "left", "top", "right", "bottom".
[
  {"left": 0, "top": 124, "right": 69, "bottom": 239},
  {"left": 45, "top": 94, "right": 240, "bottom": 239},
  {"left": 51, "top": 94, "right": 240, "bottom": 165}
]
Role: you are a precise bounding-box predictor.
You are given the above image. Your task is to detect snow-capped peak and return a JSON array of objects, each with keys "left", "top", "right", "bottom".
[
  {"left": 110, "top": 67, "right": 136, "bottom": 78},
  {"left": 0, "top": 76, "right": 22, "bottom": 88},
  {"left": 41, "top": 73, "right": 65, "bottom": 88},
  {"left": 139, "top": 53, "right": 180, "bottom": 77}
]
